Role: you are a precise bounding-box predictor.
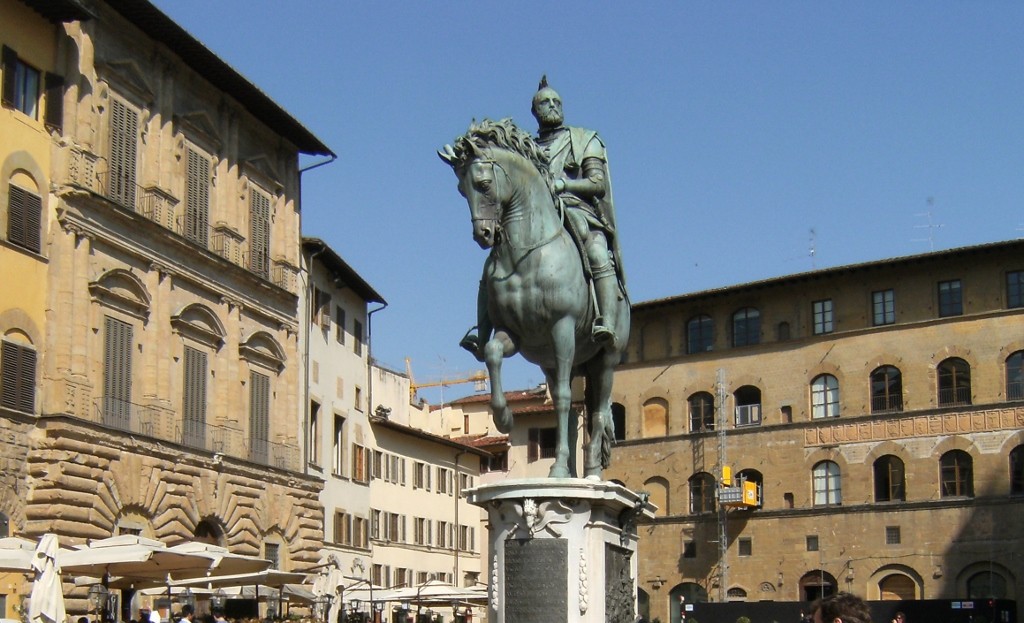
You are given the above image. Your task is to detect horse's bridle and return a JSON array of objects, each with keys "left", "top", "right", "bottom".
[{"left": 471, "top": 153, "right": 563, "bottom": 254}]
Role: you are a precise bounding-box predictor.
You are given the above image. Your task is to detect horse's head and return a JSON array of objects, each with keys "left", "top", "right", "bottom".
[{"left": 439, "top": 119, "right": 550, "bottom": 250}]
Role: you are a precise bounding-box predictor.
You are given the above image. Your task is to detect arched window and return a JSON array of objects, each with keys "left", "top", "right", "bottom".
[
  {"left": 642, "top": 398, "right": 669, "bottom": 437},
  {"left": 726, "top": 587, "right": 747, "bottom": 601},
  {"left": 611, "top": 402, "right": 626, "bottom": 442},
  {"left": 800, "top": 570, "right": 837, "bottom": 602},
  {"left": 688, "top": 392, "right": 714, "bottom": 432},
  {"left": 813, "top": 461, "right": 841, "bottom": 506},
  {"left": 643, "top": 477, "right": 670, "bottom": 517},
  {"left": 1011, "top": 445, "right": 1024, "bottom": 496},
  {"left": 811, "top": 374, "right": 840, "bottom": 419},
  {"left": 734, "top": 385, "right": 761, "bottom": 427},
  {"left": 737, "top": 469, "right": 764, "bottom": 508},
  {"left": 966, "top": 570, "right": 1007, "bottom": 599},
  {"left": 1, "top": 334, "right": 37, "bottom": 414},
  {"left": 870, "top": 366, "right": 903, "bottom": 413},
  {"left": 686, "top": 314, "right": 713, "bottom": 354},
  {"left": 940, "top": 450, "right": 973, "bottom": 498},
  {"left": 194, "top": 518, "right": 225, "bottom": 546},
  {"left": 689, "top": 472, "right": 716, "bottom": 514},
  {"left": 873, "top": 455, "right": 906, "bottom": 502},
  {"left": 937, "top": 358, "right": 971, "bottom": 406},
  {"left": 732, "top": 307, "right": 760, "bottom": 347},
  {"left": 1007, "top": 351, "right": 1024, "bottom": 401}
]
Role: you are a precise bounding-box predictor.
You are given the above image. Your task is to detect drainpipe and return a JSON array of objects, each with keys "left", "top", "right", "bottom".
[
  {"left": 366, "top": 302, "right": 388, "bottom": 415},
  {"left": 302, "top": 244, "right": 325, "bottom": 475}
]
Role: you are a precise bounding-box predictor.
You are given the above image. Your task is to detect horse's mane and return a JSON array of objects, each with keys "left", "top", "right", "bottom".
[{"left": 452, "top": 118, "right": 550, "bottom": 177}]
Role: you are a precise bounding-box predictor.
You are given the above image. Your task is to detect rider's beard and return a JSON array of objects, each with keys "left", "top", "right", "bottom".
[{"left": 537, "top": 108, "right": 564, "bottom": 129}]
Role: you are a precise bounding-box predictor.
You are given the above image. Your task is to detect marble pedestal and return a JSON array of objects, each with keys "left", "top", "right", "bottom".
[{"left": 467, "top": 479, "right": 655, "bottom": 623}]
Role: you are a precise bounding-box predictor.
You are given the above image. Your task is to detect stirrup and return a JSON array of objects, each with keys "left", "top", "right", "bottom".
[
  {"left": 592, "top": 323, "right": 616, "bottom": 346},
  {"left": 459, "top": 327, "right": 479, "bottom": 354}
]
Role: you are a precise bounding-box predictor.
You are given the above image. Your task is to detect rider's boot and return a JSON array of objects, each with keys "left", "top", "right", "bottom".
[{"left": 592, "top": 270, "right": 618, "bottom": 346}]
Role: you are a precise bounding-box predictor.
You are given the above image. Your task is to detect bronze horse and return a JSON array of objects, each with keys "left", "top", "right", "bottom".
[{"left": 439, "top": 119, "right": 629, "bottom": 479}]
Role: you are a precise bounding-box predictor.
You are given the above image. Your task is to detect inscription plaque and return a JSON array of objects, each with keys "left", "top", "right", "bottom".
[{"left": 504, "top": 538, "right": 568, "bottom": 623}]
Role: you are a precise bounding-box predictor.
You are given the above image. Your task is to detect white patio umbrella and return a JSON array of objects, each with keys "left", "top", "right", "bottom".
[
  {"left": 164, "top": 543, "right": 270, "bottom": 576},
  {"left": 61, "top": 536, "right": 229, "bottom": 583},
  {"left": 0, "top": 536, "right": 37, "bottom": 572},
  {"left": 378, "top": 580, "right": 487, "bottom": 605},
  {"left": 28, "top": 534, "right": 66, "bottom": 623},
  {"left": 168, "top": 569, "right": 308, "bottom": 589}
]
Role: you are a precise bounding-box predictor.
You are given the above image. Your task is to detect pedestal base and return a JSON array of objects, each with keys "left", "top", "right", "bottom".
[{"left": 467, "top": 479, "right": 655, "bottom": 623}]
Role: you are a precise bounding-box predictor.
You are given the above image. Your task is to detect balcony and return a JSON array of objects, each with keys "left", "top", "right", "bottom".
[
  {"left": 90, "top": 395, "right": 299, "bottom": 471},
  {"left": 871, "top": 395, "right": 904, "bottom": 413},
  {"left": 938, "top": 387, "right": 972, "bottom": 407}
]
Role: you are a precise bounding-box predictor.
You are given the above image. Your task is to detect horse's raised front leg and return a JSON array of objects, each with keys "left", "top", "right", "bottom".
[
  {"left": 484, "top": 329, "right": 518, "bottom": 433},
  {"left": 546, "top": 317, "right": 577, "bottom": 479}
]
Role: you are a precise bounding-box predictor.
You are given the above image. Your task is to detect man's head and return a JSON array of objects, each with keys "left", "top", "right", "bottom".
[
  {"left": 180, "top": 605, "right": 194, "bottom": 620},
  {"left": 811, "top": 592, "right": 872, "bottom": 623},
  {"left": 531, "top": 75, "right": 563, "bottom": 130}
]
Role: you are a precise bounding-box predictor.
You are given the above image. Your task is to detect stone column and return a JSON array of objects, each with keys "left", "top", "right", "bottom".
[{"left": 467, "top": 478, "right": 655, "bottom": 623}]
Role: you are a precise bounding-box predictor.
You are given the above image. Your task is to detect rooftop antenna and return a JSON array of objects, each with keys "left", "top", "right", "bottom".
[
  {"left": 808, "top": 228, "right": 817, "bottom": 269},
  {"left": 913, "top": 197, "right": 944, "bottom": 251}
]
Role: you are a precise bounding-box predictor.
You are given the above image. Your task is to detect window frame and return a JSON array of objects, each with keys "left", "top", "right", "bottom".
[
  {"left": 1, "top": 338, "right": 37, "bottom": 414},
  {"left": 1007, "top": 270, "right": 1024, "bottom": 309},
  {"left": 810, "top": 374, "right": 840, "bottom": 419},
  {"left": 872, "top": 289, "right": 895, "bottom": 326},
  {"left": 689, "top": 472, "right": 716, "bottom": 514},
  {"left": 812, "top": 460, "right": 842, "bottom": 506},
  {"left": 731, "top": 307, "right": 761, "bottom": 347},
  {"left": 940, "top": 450, "right": 974, "bottom": 498},
  {"left": 1006, "top": 351, "right": 1024, "bottom": 401},
  {"left": 870, "top": 365, "right": 904, "bottom": 413},
  {"left": 812, "top": 299, "right": 834, "bottom": 335},
  {"left": 873, "top": 455, "right": 906, "bottom": 503},
  {"left": 6, "top": 183, "right": 42, "bottom": 253},
  {"left": 937, "top": 357, "right": 972, "bottom": 407},
  {"left": 937, "top": 279, "right": 963, "bottom": 317},
  {"left": 688, "top": 392, "right": 715, "bottom": 432},
  {"left": 686, "top": 314, "right": 714, "bottom": 354}
]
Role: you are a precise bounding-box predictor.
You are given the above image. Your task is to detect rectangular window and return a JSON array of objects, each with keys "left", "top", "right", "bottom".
[
  {"left": 352, "top": 445, "right": 367, "bottom": 483},
  {"left": 414, "top": 517, "right": 426, "bottom": 545},
  {"left": 107, "top": 97, "right": 138, "bottom": 209},
  {"left": 353, "top": 517, "right": 367, "bottom": 548},
  {"left": 370, "top": 509, "right": 380, "bottom": 539},
  {"left": 812, "top": 299, "right": 833, "bottom": 335},
  {"left": 1008, "top": 270, "right": 1024, "bottom": 309},
  {"left": 103, "top": 316, "right": 133, "bottom": 429},
  {"left": 309, "top": 400, "right": 321, "bottom": 465},
  {"left": 872, "top": 289, "right": 895, "bottom": 326},
  {"left": 353, "top": 319, "right": 364, "bottom": 356},
  {"left": 264, "top": 543, "right": 279, "bottom": 569},
  {"left": 181, "top": 346, "right": 207, "bottom": 449},
  {"left": 734, "top": 404, "right": 761, "bottom": 427},
  {"left": 737, "top": 537, "right": 752, "bottom": 557},
  {"left": 1, "top": 340, "right": 36, "bottom": 413},
  {"left": 185, "top": 147, "right": 211, "bottom": 247},
  {"left": 249, "top": 189, "right": 271, "bottom": 278},
  {"left": 7, "top": 184, "right": 42, "bottom": 253},
  {"left": 806, "top": 535, "right": 819, "bottom": 552},
  {"left": 938, "top": 279, "right": 963, "bottom": 317},
  {"left": 2, "top": 46, "right": 40, "bottom": 119},
  {"left": 248, "top": 371, "right": 270, "bottom": 464},
  {"left": 528, "top": 427, "right": 558, "bottom": 462},
  {"left": 332, "top": 415, "right": 345, "bottom": 476},
  {"left": 437, "top": 521, "right": 448, "bottom": 549},
  {"left": 372, "top": 450, "right": 383, "bottom": 480},
  {"left": 682, "top": 541, "right": 697, "bottom": 558},
  {"left": 686, "top": 315, "right": 713, "bottom": 354},
  {"left": 333, "top": 511, "right": 351, "bottom": 545},
  {"left": 885, "top": 526, "right": 901, "bottom": 545},
  {"left": 335, "top": 307, "right": 346, "bottom": 344}
]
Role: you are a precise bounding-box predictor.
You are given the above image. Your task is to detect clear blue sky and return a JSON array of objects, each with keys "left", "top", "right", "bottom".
[{"left": 153, "top": 1, "right": 1024, "bottom": 403}]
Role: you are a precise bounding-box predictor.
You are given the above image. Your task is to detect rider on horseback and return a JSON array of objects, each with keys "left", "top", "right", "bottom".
[
  {"left": 532, "top": 75, "right": 625, "bottom": 346},
  {"left": 459, "top": 78, "right": 625, "bottom": 358}
]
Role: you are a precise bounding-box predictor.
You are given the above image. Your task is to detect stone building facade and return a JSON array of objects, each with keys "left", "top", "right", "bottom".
[
  {"left": 604, "top": 239, "right": 1024, "bottom": 623},
  {"left": 1, "top": 0, "right": 332, "bottom": 614}
]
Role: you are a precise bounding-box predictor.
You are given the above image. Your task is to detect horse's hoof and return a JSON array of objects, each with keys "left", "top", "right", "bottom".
[
  {"left": 549, "top": 465, "right": 571, "bottom": 478},
  {"left": 494, "top": 408, "right": 513, "bottom": 434}
]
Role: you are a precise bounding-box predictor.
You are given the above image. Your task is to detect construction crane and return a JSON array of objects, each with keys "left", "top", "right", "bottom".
[{"left": 405, "top": 358, "right": 488, "bottom": 402}]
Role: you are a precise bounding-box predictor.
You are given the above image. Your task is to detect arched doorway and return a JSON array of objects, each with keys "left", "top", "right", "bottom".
[
  {"left": 799, "top": 570, "right": 837, "bottom": 601},
  {"left": 879, "top": 574, "right": 916, "bottom": 600},
  {"left": 669, "top": 583, "right": 708, "bottom": 623}
]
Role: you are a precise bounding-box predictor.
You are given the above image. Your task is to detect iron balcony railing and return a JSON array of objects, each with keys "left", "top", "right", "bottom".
[
  {"left": 871, "top": 394, "right": 904, "bottom": 413},
  {"left": 938, "top": 387, "right": 972, "bottom": 407},
  {"left": 94, "top": 396, "right": 299, "bottom": 471}
]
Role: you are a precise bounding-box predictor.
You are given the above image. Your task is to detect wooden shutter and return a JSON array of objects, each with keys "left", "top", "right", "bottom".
[
  {"left": 103, "top": 316, "right": 133, "bottom": 427},
  {"left": 1, "top": 46, "right": 15, "bottom": 108},
  {"left": 182, "top": 346, "right": 207, "bottom": 447},
  {"left": 7, "top": 184, "right": 41, "bottom": 253},
  {"left": 108, "top": 99, "right": 138, "bottom": 208},
  {"left": 249, "top": 190, "right": 270, "bottom": 278},
  {"left": 44, "top": 73, "right": 63, "bottom": 132},
  {"left": 249, "top": 371, "right": 270, "bottom": 463},
  {"left": 528, "top": 428, "right": 539, "bottom": 461},
  {"left": 185, "top": 147, "right": 210, "bottom": 247},
  {"left": 1, "top": 340, "right": 36, "bottom": 413}
]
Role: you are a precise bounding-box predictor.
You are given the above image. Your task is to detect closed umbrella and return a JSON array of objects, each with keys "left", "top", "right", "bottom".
[{"left": 28, "top": 534, "right": 66, "bottom": 623}]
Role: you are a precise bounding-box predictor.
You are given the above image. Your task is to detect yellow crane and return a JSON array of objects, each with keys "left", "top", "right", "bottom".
[{"left": 405, "top": 358, "right": 488, "bottom": 402}]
